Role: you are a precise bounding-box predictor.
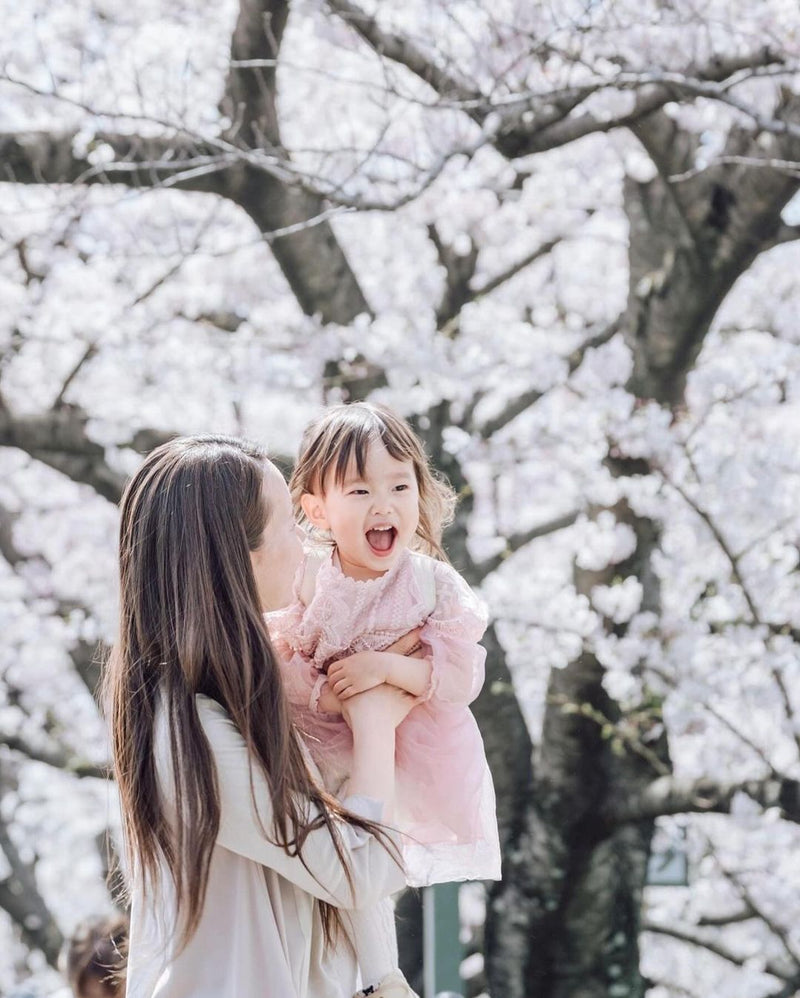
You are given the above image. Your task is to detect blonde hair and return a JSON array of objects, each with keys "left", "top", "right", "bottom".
[{"left": 290, "top": 403, "right": 456, "bottom": 561}]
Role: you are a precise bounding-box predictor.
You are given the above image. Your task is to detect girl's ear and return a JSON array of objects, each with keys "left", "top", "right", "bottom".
[{"left": 300, "top": 492, "right": 330, "bottom": 531}]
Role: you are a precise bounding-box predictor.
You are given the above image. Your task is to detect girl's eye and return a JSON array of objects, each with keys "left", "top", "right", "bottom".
[
  {"left": 394, "top": 484, "right": 409, "bottom": 492},
  {"left": 349, "top": 489, "right": 368, "bottom": 496}
]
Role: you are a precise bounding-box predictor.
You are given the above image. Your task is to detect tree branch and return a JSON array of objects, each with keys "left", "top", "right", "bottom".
[
  {"left": 658, "top": 465, "right": 800, "bottom": 755},
  {"left": 325, "top": 0, "right": 480, "bottom": 102},
  {"left": 643, "top": 919, "right": 793, "bottom": 980},
  {"left": 697, "top": 906, "right": 757, "bottom": 927},
  {"left": 0, "top": 779, "right": 64, "bottom": 967},
  {"left": 473, "top": 509, "right": 580, "bottom": 580},
  {"left": 474, "top": 316, "right": 622, "bottom": 437},
  {"left": 0, "top": 500, "right": 104, "bottom": 696},
  {"left": 0, "top": 407, "right": 127, "bottom": 504},
  {"left": 0, "top": 128, "right": 228, "bottom": 193},
  {"left": 1, "top": 730, "right": 108, "bottom": 780},
  {"left": 315, "top": 18, "right": 785, "bottom": 163},
  {"left": 610, "top": 774, "right": 800, "bottom": 825},
  {"left": 768, "top": 222, "right": 800, "bottom": 247}
]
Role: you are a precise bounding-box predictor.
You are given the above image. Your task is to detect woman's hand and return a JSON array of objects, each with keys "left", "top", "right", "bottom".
[{"left": 340, "top": 682, "right": 416, "bottom": 733}]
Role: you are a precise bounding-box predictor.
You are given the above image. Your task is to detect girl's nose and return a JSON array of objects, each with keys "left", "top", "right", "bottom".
[{"left": 371, "top": 493, "right": 393, "bottom": 514}]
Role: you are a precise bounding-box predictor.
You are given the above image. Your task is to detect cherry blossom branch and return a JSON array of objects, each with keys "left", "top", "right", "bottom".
[
  {"left": 0, "top": 730, "right": 108, "bottom": 780},
  {"left": 0, "top": 809, "right": 64, "bottom": 967},
  {"left": 670, "top": 154, "right": 800, "bottom": 185},
  {"left": 0, "top": 501, "right": 104, "bottom": 695},
  {"left": 769, "top": 223, "right": 800, "bottom": 247},
  {"left": 324, "top": 0, "right": 480, "bottom": 102},
  {"left": 657, "top": 466, "right": 800, "bottom": 754},
  {"left": 0, "top": 408, "right": 127, "bottom": 504},
  {"left": 645, "top": 663, "right": 787, "bottom": 780},
  {"left": 474, "top": 316, "right": 622, "bottom": 436},
  {"left": 610, "top": 774, "right": 800, "bottom": 824},
  {"left": 643, "top": 919, "right": 793, "bottom": 980},
  {"left": 2, "top": 68, "right": 489, "bottom": 212},
  {"left": 696, "top": 907, "right": 757, "bottom": 927},
  {"left": 473, "top": 509, "right": 581, "bottom": 579},
  {"left": 315, "top": 15, "right": 785, "bottom": 159},
  {"left": 463, "top": 235, "right": 561, "bottom": 309},
  {"left": 708, "top": 846, "right": 800, "bottom": 970}
]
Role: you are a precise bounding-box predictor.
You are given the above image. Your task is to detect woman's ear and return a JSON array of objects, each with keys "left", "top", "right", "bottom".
[{"left": 300, "top": 493, "right": 330, "bottom": 530}]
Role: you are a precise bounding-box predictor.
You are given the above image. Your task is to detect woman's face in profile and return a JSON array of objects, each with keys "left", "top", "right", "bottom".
[{"left": 250, "top": 463, "right": 304, "bottom": 612}]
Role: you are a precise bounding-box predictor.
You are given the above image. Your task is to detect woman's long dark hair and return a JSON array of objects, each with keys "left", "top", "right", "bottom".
[{"left": 103, "top": 435, "right": 391, "bottom": 950}]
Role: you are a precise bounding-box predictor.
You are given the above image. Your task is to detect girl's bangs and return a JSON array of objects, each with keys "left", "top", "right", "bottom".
[{"left": 326, "top": 417, "right": 419, "bottom": 489}]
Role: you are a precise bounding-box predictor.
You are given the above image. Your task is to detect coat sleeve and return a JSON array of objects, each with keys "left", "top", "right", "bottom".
[
  {"left": 417, "top": 561, "right": 488, "bottom": 707},
  {"left": 194, "top": 696, "right": 405, "bottom": 910}
]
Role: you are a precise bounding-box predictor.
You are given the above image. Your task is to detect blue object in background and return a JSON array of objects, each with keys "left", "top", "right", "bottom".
[{"left": 422, "top": 883, "right": 463, "bottom": 998}]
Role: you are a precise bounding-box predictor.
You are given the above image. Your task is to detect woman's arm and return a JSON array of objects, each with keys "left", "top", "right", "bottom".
[{"left": 195, "top": 695, "right": 408, "bottom": 910}]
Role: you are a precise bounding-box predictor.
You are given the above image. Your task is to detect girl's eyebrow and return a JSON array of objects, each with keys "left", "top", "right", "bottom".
[{"left": 341, "top": 469, "right": 412, "bottom": 486}]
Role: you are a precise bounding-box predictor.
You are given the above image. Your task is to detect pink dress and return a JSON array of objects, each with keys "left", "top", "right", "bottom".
[{"left": 266, "top": 547, "right": 501, "bottom": 887}]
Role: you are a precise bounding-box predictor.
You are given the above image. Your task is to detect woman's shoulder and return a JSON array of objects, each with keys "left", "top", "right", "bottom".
[{"left": 195, "top": 692, "right": 227, "bottom": 717}]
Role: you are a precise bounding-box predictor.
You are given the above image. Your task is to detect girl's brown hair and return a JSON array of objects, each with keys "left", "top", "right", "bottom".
[
  {"left": 290, "top": 402, "right": 456, "bottom": 560},
  {"left": 103, "top": 434, "right": 392, "bottom": 951}
]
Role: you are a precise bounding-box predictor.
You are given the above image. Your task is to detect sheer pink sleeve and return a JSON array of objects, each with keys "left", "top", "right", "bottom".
[
  {"left": 266, "top": 603, "right": 329, "bottom": 714},
  {"left": 418, "top": 561, "right": 488, "bottom": 706}
]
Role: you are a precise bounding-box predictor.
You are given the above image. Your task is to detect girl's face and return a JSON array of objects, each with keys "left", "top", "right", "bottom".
[
  {"left": 250, "top": 463, "right": 304, "bottom": 611},
  {"left": 301, "top": 439, "right": 420, "bottom": 581}
]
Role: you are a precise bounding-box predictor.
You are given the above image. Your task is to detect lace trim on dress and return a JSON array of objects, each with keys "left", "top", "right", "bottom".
[{"left": 325, "top": 547, "right": 409, "bottom": 591}]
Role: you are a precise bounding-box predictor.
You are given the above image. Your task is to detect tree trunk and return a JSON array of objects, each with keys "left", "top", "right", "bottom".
[{"left": 483, "top": 104, "right": 800, "bottom": 997}]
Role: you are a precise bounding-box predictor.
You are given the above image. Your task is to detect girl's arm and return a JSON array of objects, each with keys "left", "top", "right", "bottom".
[
  {"left": 323, "top": 629, "right": 425, "bottom": 706},
  {"left": 327, "top": 567, "right": 488, "bottom": 705},
  {"left": 193, "top": 694, "right": 408, "bottom": 910},
  {"left": 415, "top": 561, "right": 488, "bottom": 706},
  {"left": 340, "top": 683, "right": 416, "bottom": 800}
]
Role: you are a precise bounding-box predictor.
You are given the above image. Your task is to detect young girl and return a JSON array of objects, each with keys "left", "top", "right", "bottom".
[{"left": 267, "top": 404, "right": 501, "bottom": 993}]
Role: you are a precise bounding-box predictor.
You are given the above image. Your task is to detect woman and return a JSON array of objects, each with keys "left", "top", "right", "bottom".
[{"left": 104, "top": 435, "right": 419, "bottom": 998}]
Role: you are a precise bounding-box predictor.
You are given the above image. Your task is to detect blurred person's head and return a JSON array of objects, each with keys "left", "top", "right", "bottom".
[{"left": 64, "top": 914, "right": 127, "bottom": 997}]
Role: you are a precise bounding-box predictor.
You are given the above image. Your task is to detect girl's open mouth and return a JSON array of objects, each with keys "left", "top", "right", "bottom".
[{"left": 366, "top": 526, "right": 397, "bottom": 556}]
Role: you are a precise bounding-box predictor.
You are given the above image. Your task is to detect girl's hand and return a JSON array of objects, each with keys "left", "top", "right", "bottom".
[
  {"left": 327, "top": 651, "right": 387, "bottom": 699},
  {"left": 341, "top": 682, "right": 416, "bottom": 732},
  {"left": 327, "top": 629, "right": 426, "bottom": 699}
]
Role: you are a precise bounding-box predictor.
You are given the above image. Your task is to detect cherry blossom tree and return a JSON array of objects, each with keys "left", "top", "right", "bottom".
[{"left": 2, "top": 2, "right": 800, "bottom": 996}]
